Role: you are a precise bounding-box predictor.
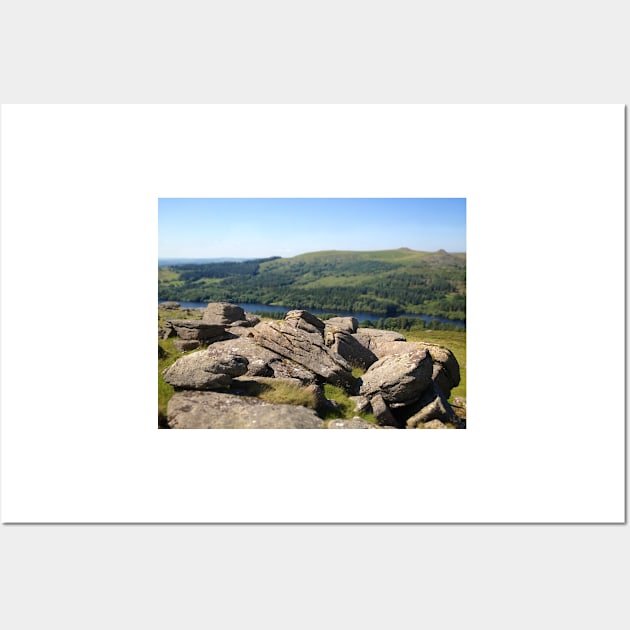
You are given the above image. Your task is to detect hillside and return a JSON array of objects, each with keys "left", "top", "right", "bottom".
[{"left": 158, "top": 248, "right": 466, "bottom": 320}]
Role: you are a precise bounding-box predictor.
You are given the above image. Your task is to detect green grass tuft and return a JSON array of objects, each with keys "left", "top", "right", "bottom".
[
  {"left": 233, "top": 380, "right": 318, "bottom": 409},
  {"left": 322, "top": 383, "right": 377, "bottom": 424}
]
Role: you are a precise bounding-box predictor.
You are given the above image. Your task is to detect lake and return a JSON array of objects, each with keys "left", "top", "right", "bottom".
[{"left": 159, "top": 301, "right": 465, "bottom": 328}]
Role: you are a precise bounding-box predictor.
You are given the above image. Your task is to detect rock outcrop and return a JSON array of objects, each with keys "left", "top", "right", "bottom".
[
  {"left": 369, "top": 392, "right": 398, "bottom": 427},
  {"left": 163, "top": 350, "right": 248, "bottom": 390},
  {"left": 173, "top": 339, "right": 201, "bottom": 352},
  {"left": 413, "top": 342, "right": 461, "bottom": 399},
  {"left": 202, "top": 302, "right": 246, "bottom": 325},
  {"left": 324, "top": 317, "right": 359, "bottom": 334},
  {"left": 399, "top": 383, "right": 461, "bottom": 428},
  {"left": 204, "top": 335, "right": 317, "bottom": 383},
  {"left": 324, "top": 328, "right": 378, "bottom": 370},
  {"left": 167, "top": 391, "right": 324, "bottom": 429},
  {"left": 166, "top": 319, "right": 228, "bottom": 343},
  {"left": 327, "top": 418, "right": 381, "bottom": 429},
  {"left": 159, "top": 325, "right": 175, "bottom": 340},
  {"left": 252, "top": 313, "right": 355, "bottom": 391},
  {"left": 352, "top": 329, "right": 406, "bottom": 354},
  {"left": 159, "top": 301, "right": 181, "bottom": 310},
  {"left": 417, "top": 419, "right": 449, "bottom": 429},
  {"left": 369, "top": 340, "right": 461, "bottom": 398},
  {"left": 358, "top": 349, "right": 433, "bottom": 405},
  {"left": 244, "top": 313, "right": 261, "bottom": 327},
  {"left": 160, "top": 302, "right": 464, "bottom": 429},
  {"left": 364, "top": 340, "right": 417, "bottom": 358}
]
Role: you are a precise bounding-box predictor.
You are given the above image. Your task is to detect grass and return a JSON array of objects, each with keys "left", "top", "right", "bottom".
[
  {"left": 158, "top": 338, "right": 178, "bottom": 422},
  {"left": 322, "top": 383, "right": 377, "bottom": 424},
  {"left": 265, "top": 249, "right": 435, "bottom": 265},
  {"left": 232, "top": 379, "right": 319, "bottom": 409}
]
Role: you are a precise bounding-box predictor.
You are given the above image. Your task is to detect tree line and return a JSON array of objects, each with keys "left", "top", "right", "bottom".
[{"left": 158, "top": 253, "right": 466, "bottom": 321}]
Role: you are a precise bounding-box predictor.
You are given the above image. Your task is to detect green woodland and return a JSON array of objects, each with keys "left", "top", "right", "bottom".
[{"left": 158, "top": 248, "right": 466, "bottom": 321}]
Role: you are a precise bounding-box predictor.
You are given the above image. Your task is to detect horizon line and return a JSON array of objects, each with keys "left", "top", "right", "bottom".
[{"left": 158, "top": 247, "right": 467, "bottom": 260}]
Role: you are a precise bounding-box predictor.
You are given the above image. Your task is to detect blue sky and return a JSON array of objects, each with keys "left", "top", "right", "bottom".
[{"left": 158, "top": 198, "right": 466, "bottom": 258}]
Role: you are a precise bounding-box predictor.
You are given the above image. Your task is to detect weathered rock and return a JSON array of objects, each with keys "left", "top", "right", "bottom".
[
  {"left": 268, "top": 359, "right": 318, "bottom": 383},
  {"left": 163, "top": 350, "right": 248, "bottom": 390},
  {"left": 369, "top": 393, "right": 398, "bottom": 427},
  {"left": 232, "top": 375, "right": 303, "bottom": 387},
  {"left": 227, "top": 320, "right": 249, "bottom": 328},
  {"left": 159, "top": 301, "right": 181, "bottom": 310},
  {"left": 285, "top": 309, "right": 326, "bottom": 334},
  {"left": 366, "top": 340, "right": 461, "bottom": 398},
  {"left": 451, "top": 396, "right": 467, "bottom": 422},
  {"left": 167, "top": 391, "right": 324, "bottom": 429},
  {"left": 245, "top": 313, "right": 261, "bottom": 327},
  {"left": 202, "top": 302, "right": 246, "bottom": 325},
  {"left": 408, "top": 342, "right": 460, "bottom": 399},
  {"left": 205, "top": 335, "right": 316, "bottom": 383},
  {"left": 353, "top": 328, "right": 406, "bottom": 354},
  {"left": 202, "top": 335, "right": 273, "bottom": 367},
  {"left": 173, "top": 339, "right": 201, "bottom": 352},
  {"left": 325, "top": 317, "right": 359, "bottom": 334},
  {"left": 405, "top": 383, "right": 459, "bottom": 428},
  {"left": 366, "top": 340, "right": 417, "bottom": 358},
  {"left": 225, "top": 325, "right": 258, "bottom": 338},
  {"left": 252, "top": 318, "right": 355, "bottom": 390},
  {"left": 327, "top": 418, "right": 381, "bottom": 429},
  {"left": 159, "top": 323, "right": 175, "bottom": 339},
  {"left": 359, "top": 349, "right": 433, "bottom": 405},
  {"left": 247, "top": 359, "right": 274, "bottom": 376},
  {"left": 325, "top": 329, "right": 378, "bottom": 369},
  {"left": 167, "top": 319, "right": 228, "bottom": 342},
  {"left": 417, "top": 419, "right": 449, "bottom": 429},
  {"left": 348, "top": 395, "right": 371, "bottom": 414}
]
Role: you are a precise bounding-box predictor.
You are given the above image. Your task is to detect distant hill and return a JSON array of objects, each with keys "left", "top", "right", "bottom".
[
  {"left": 158, "top": 257, "right": 253, "bottom": 266},
  {"left": 158, "top": 249, "right": 465, "bottom": 320}
]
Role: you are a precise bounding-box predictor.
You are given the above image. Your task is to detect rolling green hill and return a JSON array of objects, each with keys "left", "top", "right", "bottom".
[{"left": 158, "top": 248, "right": 466, "bottom": 320}]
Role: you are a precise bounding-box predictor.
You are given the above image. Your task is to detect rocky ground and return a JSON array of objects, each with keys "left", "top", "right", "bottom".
[{"left": 159, "top": 302, "right": 466, "bottom": 429}]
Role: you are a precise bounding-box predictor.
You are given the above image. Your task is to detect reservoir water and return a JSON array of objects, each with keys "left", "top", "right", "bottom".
[{"left": 159, "top": 301, "right": 465, "bottom": 328}]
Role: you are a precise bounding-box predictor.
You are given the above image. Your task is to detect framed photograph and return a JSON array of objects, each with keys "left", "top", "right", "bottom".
[
  {"left": 1, "top": 104, "right": 624, "bottom": 523},
  {"left": 157, "top": 198, "right": 467, "bottom": 431}
]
